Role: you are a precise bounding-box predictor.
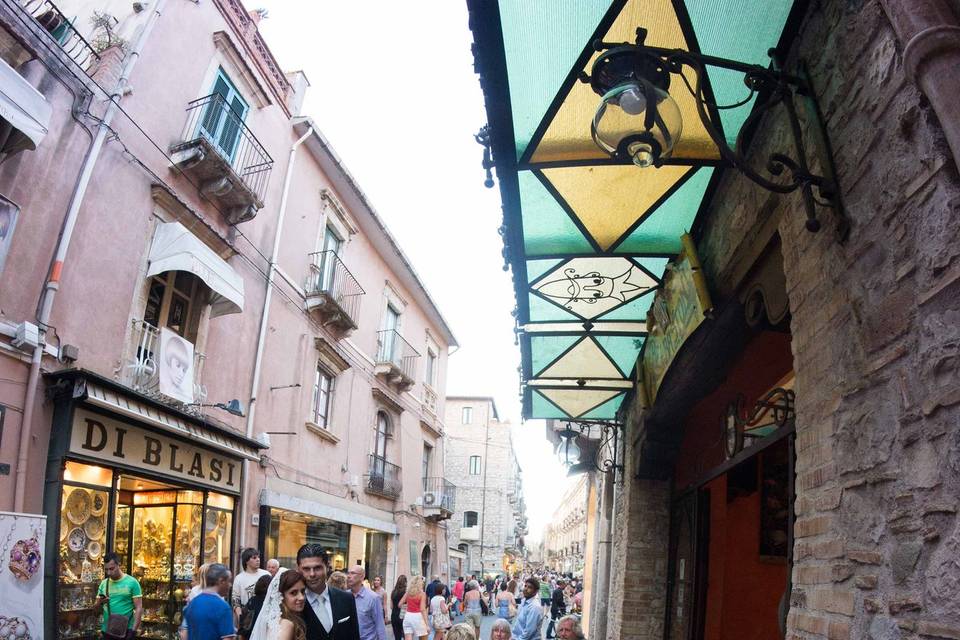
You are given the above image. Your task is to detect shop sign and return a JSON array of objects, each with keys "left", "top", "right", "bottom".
[
  {"left": 638, "top": 234, "right": 713, "bottom": 405},
  {"left": 70, "top": 409, "right": 240, "bottom": 492}
]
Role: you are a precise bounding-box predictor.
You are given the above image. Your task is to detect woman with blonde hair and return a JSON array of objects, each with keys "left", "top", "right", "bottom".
[
  {"left": 462, "top": 580, "right": 483, "bottom": 638},
  {"left": 398, "top": 575, "right": 429, "bottom": 640},
  {"left": 446, "top": 622, "right": 477, "bottom": 640},
  {"left": 327, "top": 570, "right": 348, "bottom": 590}
]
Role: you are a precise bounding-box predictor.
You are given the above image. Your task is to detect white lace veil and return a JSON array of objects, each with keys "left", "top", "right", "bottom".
[{"left": 249, "top": 567, "right": 287, "bottom": 640}]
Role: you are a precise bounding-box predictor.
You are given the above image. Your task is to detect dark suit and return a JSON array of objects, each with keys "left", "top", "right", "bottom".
[{"left": 303, "top": 586, "right": 361, "bottom": 640}]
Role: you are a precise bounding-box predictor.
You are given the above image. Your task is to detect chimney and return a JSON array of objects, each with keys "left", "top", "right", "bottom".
[{"left": 285, "top": 70, "right": 311, "bottom": 117}]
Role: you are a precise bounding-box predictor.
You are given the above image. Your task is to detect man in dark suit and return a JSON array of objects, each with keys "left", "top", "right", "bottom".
[{"left": 297, "top": 544, "right": 361, "bottom": 640}]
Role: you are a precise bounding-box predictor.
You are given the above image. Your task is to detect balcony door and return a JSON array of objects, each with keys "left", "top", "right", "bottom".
[
  {"left": 318, "top": 225, "right": 343, "bottom": 293},
  {"left": 380, "top": 305, "right": 400, "bottom": 363},
  {"left": 200, "top": 69, "right": 249, "bottom": 163}
]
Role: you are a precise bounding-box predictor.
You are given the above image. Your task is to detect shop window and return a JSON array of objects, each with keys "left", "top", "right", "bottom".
[
  {"left": 63, "top": 460, "right": 112, "bottom": 487},
  {"left": 469, "top": 455, "right": 481, "bottom": 475},
  {"left": 263, "top": 508, "right": 350, "bottom": 571},
  {"left": 464, "top": 511, "right": 478, "bottom": 527},
  {"left": 143, "top": 270, "right": 206, "bottom": 341},
  {"left": 311, "top": 365, "right": 335, "bottom": 429},
  {"left": 461, "top": 406, "right": 472, "bottom": 424}
]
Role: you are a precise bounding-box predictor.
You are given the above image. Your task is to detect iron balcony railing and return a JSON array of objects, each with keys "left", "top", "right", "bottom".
[
  {"left": 21, "top": 0, "right": 100, "bottom": 71},
  {"left": 421, "top": 477, "right": 456, "bottom": 512},
  {"left": 122, "top": 319, "right": 207, "bottom": 415},
  {"left": 180, "top": 93, "right": 274, "bottom": 203},
  {"left": 375, "top": 329, "right": 420, "bottom": 381},
  {"left": 365, "top": 454, "right": 401, "bottom": 499},
  {"left": 305, "top": 251, "right": 365, "bottom": 326}
]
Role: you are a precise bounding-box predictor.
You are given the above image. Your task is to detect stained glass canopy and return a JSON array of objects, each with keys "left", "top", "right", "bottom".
[{"left": 468, "top": 0, "right": 801, "bottom": 420}]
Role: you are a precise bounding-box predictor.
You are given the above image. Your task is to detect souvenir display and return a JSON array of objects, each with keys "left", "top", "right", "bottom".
[
  {"left": 82, "top": 518, "right": 103, "bottom": 541},
  {"left": 89, "top": 493, "right": 107, "bottom": 517},
  {"left": 64, "top": 490, "right": 91, "bottom": 525},
  {"left": 85, "top": 541, "right": 101, "bottom": 559},
  {"left": 0, "top": 615, "right": 32, "bottom": 640}
]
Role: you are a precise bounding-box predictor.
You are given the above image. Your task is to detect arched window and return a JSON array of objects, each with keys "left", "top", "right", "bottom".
[
  {"left": 457, "top": 543, "right": 468, "bottom": 553},
  {"left": 464, "top": 511, "right": 478, "bottom": 527}
]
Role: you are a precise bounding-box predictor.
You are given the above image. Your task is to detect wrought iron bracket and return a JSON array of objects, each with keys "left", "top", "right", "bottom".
[
  {"left": 557, "top": 419, "right": 625, "bottom": 483},
  {"left": 475, "top": 124, "right": 495, "bottom": 188},
  {"left": 721, "top": 387, "right": 795, "bottom": 459}
]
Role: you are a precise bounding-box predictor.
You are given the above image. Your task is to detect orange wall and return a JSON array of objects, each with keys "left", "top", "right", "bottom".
[{"left": 702, "top": 462, "right": 788, "bottom": 640}]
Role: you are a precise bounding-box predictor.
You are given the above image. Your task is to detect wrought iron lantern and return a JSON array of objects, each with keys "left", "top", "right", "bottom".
[
  {"left": 555, "top": 421, "right": 623, "bottom": 481},
  {"left": 720, "top": 387, "right": 796, "bottom": 459},
  {"left": 583, "top": 28, "right": 846, "bottom": 238},
  {"left": 556, "top": 425, "right": 582, "bottom": 466}
]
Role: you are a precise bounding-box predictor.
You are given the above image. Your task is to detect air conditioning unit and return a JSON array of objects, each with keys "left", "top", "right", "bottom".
[
  {"left": 12, "top": 321, "right": 40, "bottom": 350},
  {"left": 422, "top": 491, "right": 440, "bottom": 507}
]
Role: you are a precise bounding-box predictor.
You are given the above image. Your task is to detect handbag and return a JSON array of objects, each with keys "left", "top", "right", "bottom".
[{"left": 103, "top": 579, "right": 131, "bottom": 640}]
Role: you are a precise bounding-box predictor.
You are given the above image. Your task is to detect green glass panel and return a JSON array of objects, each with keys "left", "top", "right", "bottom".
[
  {"left": 631, "top": 257, "right": 671, "bottom": 280},
  {"left": 530, "top": 335, "right": 581, "bottom": 376},
  {"left": 527, "top": 259, "right": 564, "bottom": 283},
  {"left": 531, "top": 389, "right": 570, "bottom": 419},
  {"left": 581, "top": 393, "right": 625, "bottom": 419},
  {"left": 596, "top": 290, "right": 656, "bottom": 321},
  {"left": 594, "top": 335, "right": 644, "bottom": 377},
  {"left": 520, "top": 172, "right": 594, "bottom": 255},
  {"left": 614, "top": 168, "right": 714, "bottom": 255},
  {"left": 528, "top": 293, "right": 579, "bottom": 322},
  {"left": 684, "top": 0, "right": 794, "bottom": 138},
  {"left": 500, "top": 1, "right": 611, "bottom": 158}
]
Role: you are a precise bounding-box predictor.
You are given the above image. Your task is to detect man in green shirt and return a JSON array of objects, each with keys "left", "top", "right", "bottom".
[{"left": 96, "top": 552, "right": 143, "bottom": 638}]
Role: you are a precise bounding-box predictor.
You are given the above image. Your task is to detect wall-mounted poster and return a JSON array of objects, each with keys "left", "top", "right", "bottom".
[
  {"left": 0, "top": 511, "right": 45, "bottom": 639},
  {"left": 0, "top": 194, "right": 21, "bottom": 276},
  {"left": 158, "top": 327, "right": 195, "bottom": 403}
]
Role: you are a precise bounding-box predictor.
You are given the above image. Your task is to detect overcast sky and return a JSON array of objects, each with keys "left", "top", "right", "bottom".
[{"left": 256, "top": 1, "right": 575, "bottom": 541}]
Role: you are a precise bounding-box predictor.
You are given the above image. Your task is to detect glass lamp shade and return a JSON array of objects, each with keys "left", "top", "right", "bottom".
[
  {"left": 562, "top": 436, "right": 582, "bottom": 465},
  {"left": 591, "top": 80, "right": 682, "bottom": 167}
]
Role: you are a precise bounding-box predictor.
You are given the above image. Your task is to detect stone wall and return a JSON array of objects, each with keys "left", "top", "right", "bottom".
[
  {"left": 606, "top": 412, "right": 671, "bottom": 640},
  {"left": 693, "top": 0, "right": 960, "bottom": 638}
]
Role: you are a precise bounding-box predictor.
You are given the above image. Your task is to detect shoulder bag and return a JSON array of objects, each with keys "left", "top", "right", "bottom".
[{"left": 103, "top": 579, "right": 131, "bottom": 640}]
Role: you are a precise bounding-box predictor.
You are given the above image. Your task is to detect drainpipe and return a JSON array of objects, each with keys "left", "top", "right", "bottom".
[
  {"left": 880, "top": 0, "right": 960, "bottom": 166},
  {"left": 13, "top": 0, "right": 167, "bottom": 512},
  {"left": 240, "top": 124, "right": 313, "bottom": 546}
]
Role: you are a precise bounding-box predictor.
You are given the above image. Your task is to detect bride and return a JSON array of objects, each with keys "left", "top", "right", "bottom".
[{"left": 249, "top": 568, "right": 308, "bottom": 640}]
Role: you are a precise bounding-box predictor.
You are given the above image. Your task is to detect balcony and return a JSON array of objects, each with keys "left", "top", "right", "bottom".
[
  {"left": 170, "top": 93, "right": 273, "bottom": 224},
  {"left": 364, "top": 454, "right": 401, "bottom": 500},
  {"left": 121, "top": 320, "right": 207, "bottom": 415},
  {"left": 375, "top": 329, "right": 419, "bottom": 392},
  {"left": 20, "top": 0, "right": 100, "bottom": 71},
  {"left": 460, "top": 525, "right": 480, "bottom": 542},
  {"left": 305, "top": 251, "right": 364, "bottom": 333},
  {"left": 421, "top": 477, "right": 455, "bottom": 521}
]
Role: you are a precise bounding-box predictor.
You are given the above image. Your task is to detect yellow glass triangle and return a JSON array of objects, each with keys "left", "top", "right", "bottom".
[
  {"left": 538, "top": 338, "right": 624, "bottom": 379},
  {"left": 544, "top": 165, "right": 691, "bottom": 250},
  {"left": 528, "top": 0, "right": 720, "bottom": 164},
  {"left": 539, "top": 388, "right": 621, "bottom": 418}
]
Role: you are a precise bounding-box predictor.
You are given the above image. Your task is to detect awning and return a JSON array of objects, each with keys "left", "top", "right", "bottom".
[
  {"left": 0, "top": 55, "right": 51, "bottom": 154},
  {"left": 468, "top": 0, "right": 801, "bottom": 420},
  {"left": 147, "top": 221, "right": 244, "bottom": 317}
]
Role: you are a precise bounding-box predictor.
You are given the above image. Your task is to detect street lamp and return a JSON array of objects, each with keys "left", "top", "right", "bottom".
[
  {"left": 583, "top": 27, "right": 847, "bottom": 238},
  {"left": 554, "top": 421, "right": 623, "bottom": 482}
]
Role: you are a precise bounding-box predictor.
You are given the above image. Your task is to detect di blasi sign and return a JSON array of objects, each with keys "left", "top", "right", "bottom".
[{"left": 70, "top": 409, "right": 240, "bottom": 492}]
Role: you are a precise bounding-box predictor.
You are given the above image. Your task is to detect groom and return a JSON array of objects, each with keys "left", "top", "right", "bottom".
[{"left": 297, "top": 544, "right": 360, "bottom": 640}]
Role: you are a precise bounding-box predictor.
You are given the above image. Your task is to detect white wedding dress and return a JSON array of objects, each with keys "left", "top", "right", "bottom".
[{"left": 249, "top": 568, "right": 288, "bottom": 640}]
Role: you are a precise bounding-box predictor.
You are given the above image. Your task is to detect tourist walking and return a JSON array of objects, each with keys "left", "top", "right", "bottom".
[
  {"left": 462, "top": 580, "right": 483, "bottom": 638},
  {"left": 96, "top": 552, "right": 143, "bottom": 639},
  {"left": 371, "top": 576, "right": 390, "bottom": 627},
  {"left": 183, "top": 563, "right": 235, "bottom": 640},
  {"left": 495, "top": 583, "right": 514, "bottom": 620},
  {"left": 296, "top": 544, "right": 361, "bottom": 640},
  {"left": 510, "top": 578, "right": 543, "bottom": 640},
  {"left": 451, "top": 577, "right": 465, "bottom": 615},
  {"left": 233, "top": 548, "right": 270, "bottom": 632},
  {"left": 537, "top": 579, "right": 551, "bottom": 617},
  {"left": 545, "top": 580, "right": 566, "bottom": 640},
  {"left": 398, "top": 575, "right": 429, "bottom": 640},
  {"left": 429, "top": 589, "right": 452, "bottom": 640},
  {"left": 446, "top": 623, "right": 476, "bottom": 640},
  {"left": 390, "top": 575, "right": 407, "bottom": 640},
  {"left": 347, "top": 565, "right": 387, "bottom": 640},
  {"left": 238, "top": 574, "right": 273, "bottom": 640}
]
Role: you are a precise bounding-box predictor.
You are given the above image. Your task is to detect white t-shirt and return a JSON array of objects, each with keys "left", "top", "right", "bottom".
[{"left": 231, "top": 568, "right": 270, "bottom": 607}]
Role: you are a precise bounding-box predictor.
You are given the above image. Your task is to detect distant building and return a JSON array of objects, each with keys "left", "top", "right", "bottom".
[
  {"left": 542, "top": 475, "right": 588, "bottom": 575},
  {"left": 444, "top": 397, "right": 528, "bottom": 577}
]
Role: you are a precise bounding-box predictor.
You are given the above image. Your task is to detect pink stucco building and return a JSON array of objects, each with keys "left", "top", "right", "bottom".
[{"left": 0, "top": 0, "right": 455, "bottom": 635}]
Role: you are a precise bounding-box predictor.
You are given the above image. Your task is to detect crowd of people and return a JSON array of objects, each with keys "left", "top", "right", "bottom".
[{"left": 91, "top": 546, "right": 584, "bottom": 640}]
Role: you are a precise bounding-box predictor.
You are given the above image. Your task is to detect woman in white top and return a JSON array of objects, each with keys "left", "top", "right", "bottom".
[{"left": 430, "top": 592, "right": 452, "bottom": 640}]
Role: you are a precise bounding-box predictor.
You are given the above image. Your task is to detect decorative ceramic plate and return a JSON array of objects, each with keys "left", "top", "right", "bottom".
[
  {"left": 203, "top": 536, "right": 216, "bottom": 556},
  {"left": 67, "top": 528, "right": 87, "bottom": 553},
  {"left": 84, "top": 518, "right": 104, "bottom": 540},
  {"left": 190, "top": 539, "right": 201, "bottom": 556},
  {"left": 65, "top": 489, "right": 91, "bottom": 525},
  {"left": 218, "top": 512, "right": 227, "bottom": 527},
  {"left": 89, "top": 493, "right": 107, "bottom": 516},
  {"left": 87, "top": 540, "right": 102, "bottom": 559}
]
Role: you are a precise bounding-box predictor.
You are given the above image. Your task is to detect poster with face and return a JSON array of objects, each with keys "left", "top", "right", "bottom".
[
  {"left": 0, "top": 195, "right": 21, "bottom": 276},
  {"left": 158, "top": 327, "right": 195, "bottom": 404}
]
